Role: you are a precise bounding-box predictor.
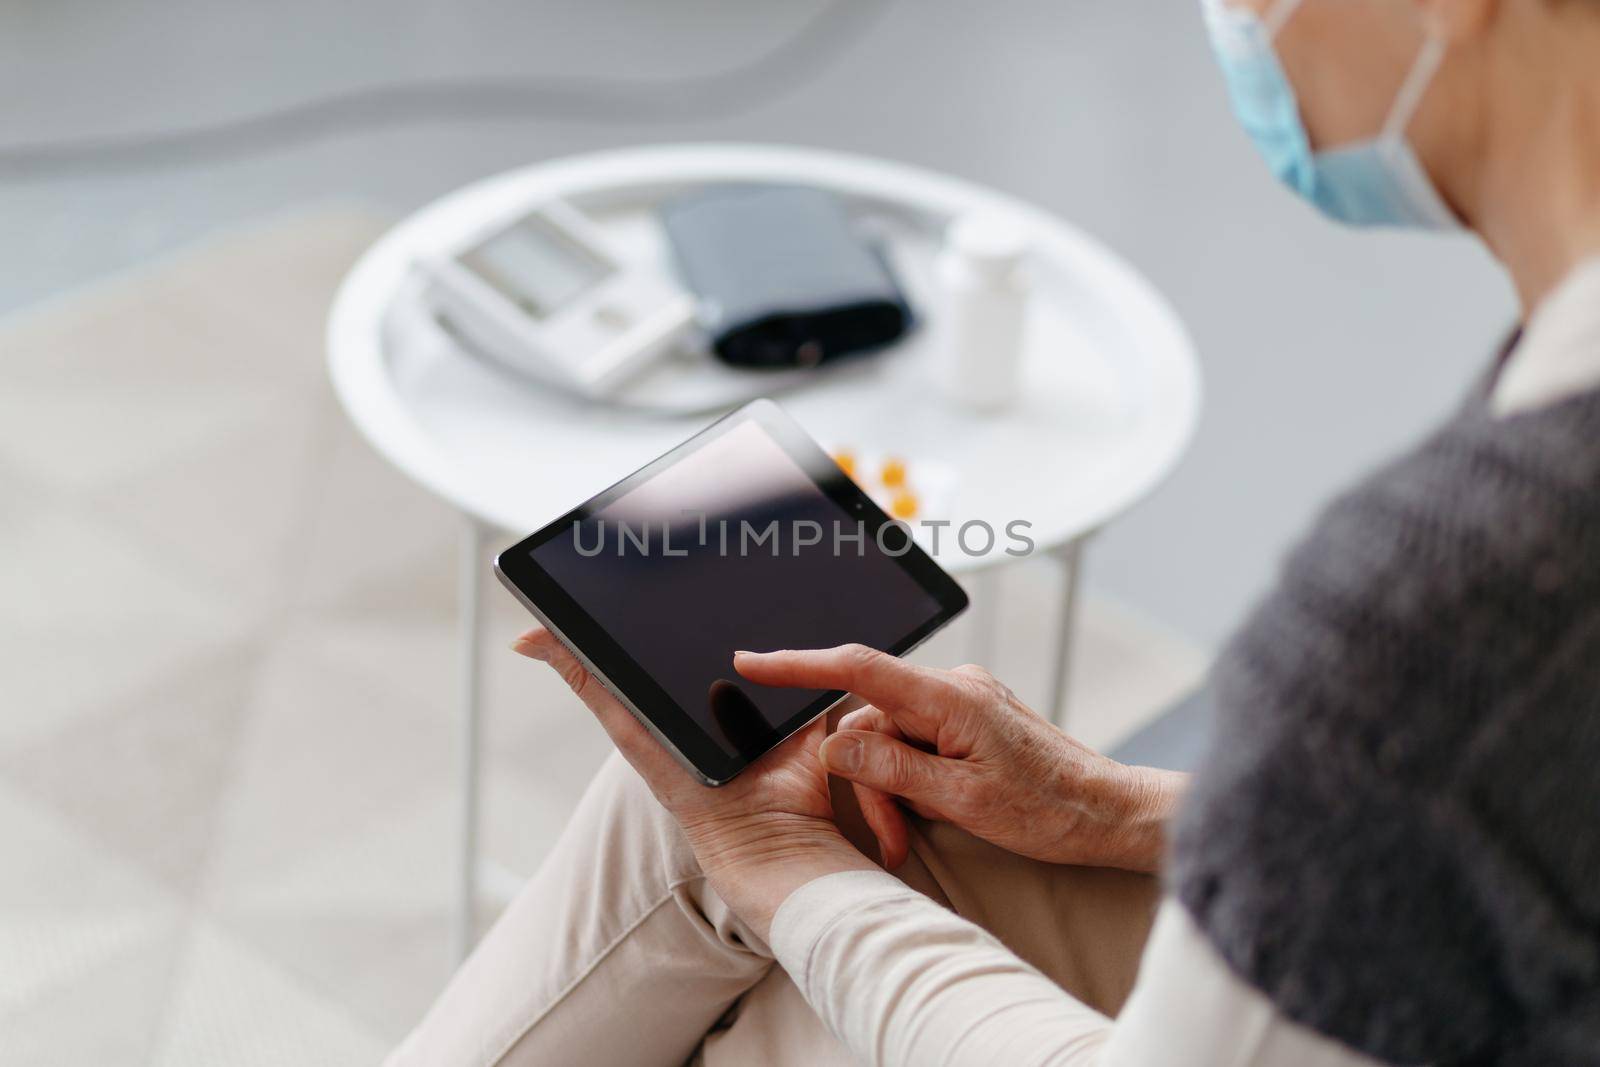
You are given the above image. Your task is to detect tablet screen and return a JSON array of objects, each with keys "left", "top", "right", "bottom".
[{"left": 528, "top": 417, "right": 944, "bottom": 763}]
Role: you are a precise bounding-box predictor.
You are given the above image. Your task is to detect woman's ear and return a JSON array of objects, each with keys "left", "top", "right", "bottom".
[{"left": 1414, "top": 0, "right": 1496, "bottom": 42}]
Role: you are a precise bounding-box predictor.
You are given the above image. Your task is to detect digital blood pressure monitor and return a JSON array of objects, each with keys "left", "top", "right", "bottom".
[{"left": 417, "top": 200, "right": 696, "bottom": 398}]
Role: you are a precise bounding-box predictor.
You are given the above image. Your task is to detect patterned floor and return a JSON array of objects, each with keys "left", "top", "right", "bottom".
[{"left": 0, "top": 210, "right": 1206, "bottom": 1065}]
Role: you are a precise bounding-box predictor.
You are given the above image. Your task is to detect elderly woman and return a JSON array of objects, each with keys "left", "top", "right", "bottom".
[{"left": 389, "top": 0, "right": 1600, "bottom": 1062}]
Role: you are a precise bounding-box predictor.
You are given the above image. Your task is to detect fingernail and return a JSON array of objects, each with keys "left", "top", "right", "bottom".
[{"left": 822, "top": 735, "right": 862, "bottom": 775}]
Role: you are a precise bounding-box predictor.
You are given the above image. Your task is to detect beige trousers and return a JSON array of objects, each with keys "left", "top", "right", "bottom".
[{"left": 387, "top": 753, "right": 1159, "bottom": 1067}]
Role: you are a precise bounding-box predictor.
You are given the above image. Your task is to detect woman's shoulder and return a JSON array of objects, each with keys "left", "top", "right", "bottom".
[
  {"left": 1250, "top": 383, "right": 1600, "bottom": 727},
  {"left": 1304, "top": 382, "right": 1600, "bottom": 626},
  {"left": 1208, "top": 385, "right": 1600, "bottom": 782}
]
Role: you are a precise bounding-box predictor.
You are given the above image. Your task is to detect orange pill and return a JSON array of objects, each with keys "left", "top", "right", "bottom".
[
  {"left": 880, "top": 457, "right": 908, "bottom": 488},
  {"left": 832, "top": 451, "right": 857, "bottom": 479},
  {"left": 889, "top": 490, "right": 919, "bottom": 520}
]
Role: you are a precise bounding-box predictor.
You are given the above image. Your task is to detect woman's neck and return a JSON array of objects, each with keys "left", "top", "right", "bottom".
[{"left": 1470, "top": 17, "right": 1600, "bottom": 316}]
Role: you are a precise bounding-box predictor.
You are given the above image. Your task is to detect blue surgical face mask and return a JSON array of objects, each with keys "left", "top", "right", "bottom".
[{"left": 1201, "top": 0, "right": 1460, "bottom": 229}]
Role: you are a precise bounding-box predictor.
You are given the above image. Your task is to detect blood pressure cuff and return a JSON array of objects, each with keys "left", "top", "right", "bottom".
[{"left": 660, "top": 184, "right": 912, "bottom": 369}]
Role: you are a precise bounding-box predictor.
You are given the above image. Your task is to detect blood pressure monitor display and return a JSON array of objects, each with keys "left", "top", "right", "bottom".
[
  {"left": 419, "top": 199, "right": 696, "bottom": 398},
  {"left": 459, "top": 216, "right": 614, "bottom": 321}
]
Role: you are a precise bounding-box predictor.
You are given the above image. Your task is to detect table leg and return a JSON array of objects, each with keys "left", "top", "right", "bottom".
[
  {"left": 1045, "top": 537, "right": 1087, "bottom": 730},
  {"left": 454, "top": 515, "right": 489, "bottom": 964},
  {"left": 963, "top": 566, "right": 1000, "bottom": 669}
]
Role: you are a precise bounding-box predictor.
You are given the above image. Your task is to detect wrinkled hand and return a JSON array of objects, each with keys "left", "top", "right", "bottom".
[
  {"left": 512, "top": 627, "right": 875, "bottom": 938},
  {"left": 735, "top": 645, "right": 1184, "bottom": 872}
]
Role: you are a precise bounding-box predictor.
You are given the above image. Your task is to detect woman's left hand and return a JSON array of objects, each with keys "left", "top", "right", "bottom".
[{"left": 512, "top": 626, "right": 877, "bottom": 939}]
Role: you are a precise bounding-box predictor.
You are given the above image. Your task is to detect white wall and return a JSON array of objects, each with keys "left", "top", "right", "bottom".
[{"left": 0, "top": 0, "right": 1516, "bottom": 645}]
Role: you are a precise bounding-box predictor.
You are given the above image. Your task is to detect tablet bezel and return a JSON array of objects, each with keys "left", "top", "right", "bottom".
[{"left": 493, "top": 398, "right": 969, "bottom": 786}]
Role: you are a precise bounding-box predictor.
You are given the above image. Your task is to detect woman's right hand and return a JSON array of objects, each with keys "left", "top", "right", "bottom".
[{"left": 734, "top": 645, "right": 1186, "bottom": 872}]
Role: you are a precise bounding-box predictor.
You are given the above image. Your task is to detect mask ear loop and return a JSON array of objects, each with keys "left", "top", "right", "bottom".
[
  {"left": 1262, "top": 0, "right": 1307, "bottom": 37},
  {"left": 1382, "top": 33, "right": 1447, "bottom": 139}
]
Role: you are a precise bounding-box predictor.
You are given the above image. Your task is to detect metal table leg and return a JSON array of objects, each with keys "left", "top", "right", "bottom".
[
  {"left": 1045, "top": 537, "right": 1087, "bottom": 729},
  {"left": 963, "top": 565, "right": 1000, "bottom": 669},
  {"left": 453, "top": 515, "right": 488, "bottom": 964}
]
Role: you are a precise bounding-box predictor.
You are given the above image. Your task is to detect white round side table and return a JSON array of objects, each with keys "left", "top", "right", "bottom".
[{"left": 327, "top": 143, "right": 1201, "bottom": 960}]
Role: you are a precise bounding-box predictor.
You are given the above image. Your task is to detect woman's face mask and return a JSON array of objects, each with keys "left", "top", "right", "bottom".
[{"left": 1201, "top": 0, "right": 1460, "bottom": 229}]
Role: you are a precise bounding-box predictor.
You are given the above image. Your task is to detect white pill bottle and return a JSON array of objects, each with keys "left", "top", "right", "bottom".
[{"left": 931, "top": 212, "right": 1032, "bottom": 412}]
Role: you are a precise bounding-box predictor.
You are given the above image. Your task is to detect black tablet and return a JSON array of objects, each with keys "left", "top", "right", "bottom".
[{"left": 494, "top": 399, "right": 968, "bottom": 786}]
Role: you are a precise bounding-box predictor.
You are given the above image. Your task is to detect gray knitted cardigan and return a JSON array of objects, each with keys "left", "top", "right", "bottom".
[{"left": 1171, "top": 371, "right": 1600, "bottom": 1065}]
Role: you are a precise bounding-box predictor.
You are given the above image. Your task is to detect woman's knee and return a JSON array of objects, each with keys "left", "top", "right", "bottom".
[
  {"left": 590, "top": 749, "right": 661, "bottom": 817},
  {"left": 580, "top": 750, "right": 704, "bottom": 884}
]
